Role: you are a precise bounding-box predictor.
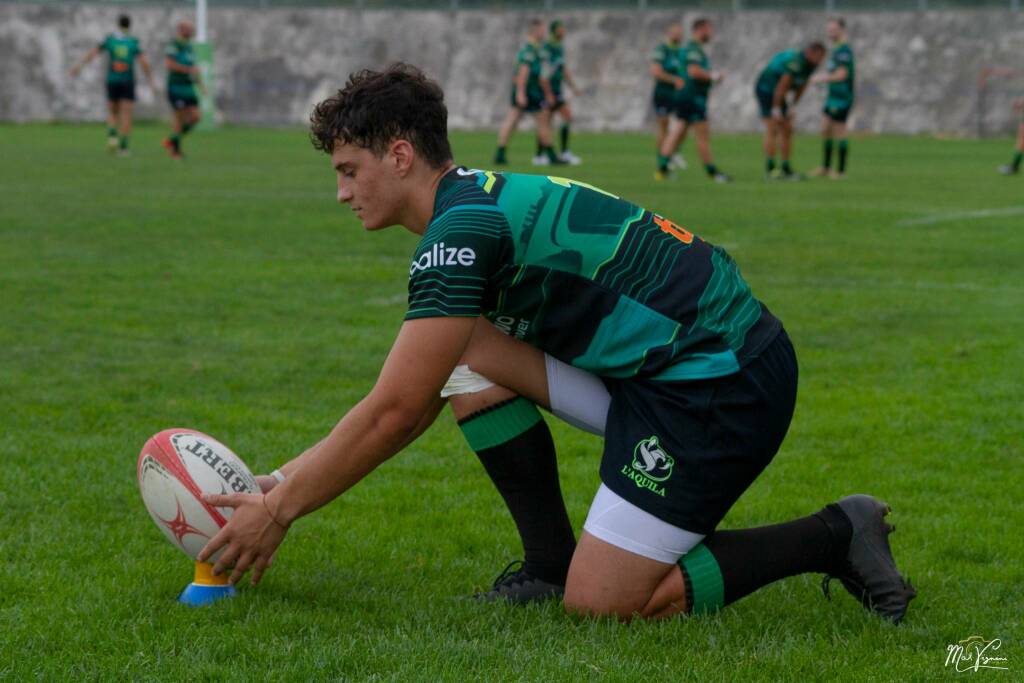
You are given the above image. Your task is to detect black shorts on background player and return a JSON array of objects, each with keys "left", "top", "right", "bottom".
[
  {"left": 756, "top": 87, "right": 788, "bottom": 119},
  {"left": 598, "top": 328, "right": 797, "bottom": 534},
  {"left": 675, "top": 97, "right": 707, "bottom": 123},
  {"left": 510, "top": 87, "right": 544, "bottom": 113},
  {"left": 106, "top": 81, "right": 136, "bottom": 102},
  {"left": 653, "top": 91, "right": 675, "bottom": 118},
  {"left": 169, "top": 93, "right": 199, "bottom": 110},
  {"left": 824, "top": 104, "right": 852, "bottom": 123}
]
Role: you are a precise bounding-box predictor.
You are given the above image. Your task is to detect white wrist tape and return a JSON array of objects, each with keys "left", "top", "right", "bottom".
[{"left": 270, "top": 469, "right": 286, "bottom": 484}]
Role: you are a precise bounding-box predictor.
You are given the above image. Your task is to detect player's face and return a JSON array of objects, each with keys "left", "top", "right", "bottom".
[
  {"left": 827, "top": 21, "right": 842, "bottom": 42},
  {"left": 331, "top": 142, "right": 402, "bottom": 231},
  {"left": 667, "top": 25, "right": 683, "bottom": 44},
  {"left": 807, "top": 48, "right": 825, "bottom": 67},
  {"left": 700, "top": 24, "right": 714, "bottom": 42}
]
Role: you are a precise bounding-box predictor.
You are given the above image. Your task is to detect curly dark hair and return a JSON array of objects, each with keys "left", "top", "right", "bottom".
[{"left": 310, "top": 63, "right": 452, "bottom": 168}]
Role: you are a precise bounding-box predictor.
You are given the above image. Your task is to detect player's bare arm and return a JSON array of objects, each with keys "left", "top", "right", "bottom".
[
  {"left": 69, "top": 46, "right": 101, "bottom": 77},
  {"left": 772, "top": 73, "right": 792, "bottom": 118},
  {"left": 198, "top": 316, "right": 475, "bottom": 583}
]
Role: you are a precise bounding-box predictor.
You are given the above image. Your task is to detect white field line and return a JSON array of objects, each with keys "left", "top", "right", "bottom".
[
  {"left": 760, "top": 275, "right": 1023, "bottom": 294},
  {"left": 897, "top": 206, "right": 1024, "bottom": 227}
]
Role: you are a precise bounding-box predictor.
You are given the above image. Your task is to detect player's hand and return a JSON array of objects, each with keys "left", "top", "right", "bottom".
[
  {"left": 674, "top": 77, "right": 685, "bottom": 90},
  {"left": 256, "top": 474, "right": 279, "bottom": 493},
  {"left": 811, "top": 74, "right": 826, "bottom": 86},
  {"left": 712, "top": 69, "right": 727, "bottom": 83},
  {"left": 516, "top": 91, "right": 527, "bottom": 108},
  {"left": 1013, "top": 97, "right": 1024, "bottom": 111},
  {"left": 197, "top": 493, "right": 289, "bottom": 585},
  {"left": 546, "top": 93, "right": 556, "bottom": 106}
]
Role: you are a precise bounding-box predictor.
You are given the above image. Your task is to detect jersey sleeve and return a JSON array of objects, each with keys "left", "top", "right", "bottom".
[
  {"left": 405, "top": 206, "right": 508, "bottom": 320},
  {"left": 649, "top": 44, "right": 666, "bottom": 64},
  {"left": 98, "top": 35, "right": 110, "bottom": 51},
  {"left": 164, "top": 42, "right": 178, "bottom": 60}
]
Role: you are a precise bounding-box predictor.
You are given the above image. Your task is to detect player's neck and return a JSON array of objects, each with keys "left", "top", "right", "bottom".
[{"left": 401, "top": 162, "right": 456, "bottom": 236}]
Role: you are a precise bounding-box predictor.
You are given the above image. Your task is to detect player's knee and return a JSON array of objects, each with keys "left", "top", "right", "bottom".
[{"left": 563, "top": 581, "right": 646, "bottom": 622}]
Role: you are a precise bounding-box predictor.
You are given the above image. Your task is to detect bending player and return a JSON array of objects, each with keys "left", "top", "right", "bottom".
[
  {"left": 998, "top": 96, "right": 1024, "bottom": 176},
  {"left": 754, "top": 42, "right": 826, "bottom": 180},
  {"left": 69, "top": 14, "right": 156, "bottom": 156},
  {"left": 198, "top": 64, "right": 915, "bottom": 625},
  {"left": 649, "top": 23, "right": 687, "bottom": 172},
  {"left": 811, "top": 18, "right": 855, "bottom": 179},
  {"left": 655, "top": 18, "right": 731, "bottom": 183},
  {"left": 494, "top": 19, "right": 562, "bottom": 167},
  {"left": 162, "top": 20, "right": 204, "bottom": 160}
]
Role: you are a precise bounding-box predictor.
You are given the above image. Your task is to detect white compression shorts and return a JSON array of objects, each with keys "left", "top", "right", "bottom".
[{"left": 583, "top": 484, "right": 705, "bottom": 564}]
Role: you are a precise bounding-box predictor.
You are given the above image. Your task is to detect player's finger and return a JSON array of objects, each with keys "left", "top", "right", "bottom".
[
  {"left": 197, "top": 527, "right": 230, "bottom": 563},
  {"left": 203, "top": 492, "right": 243, "bottom": 508},
  {"left": 229, "top": 552, "right": 255, "bottom": 585},
  {"left": 250, "top": 555, "right": 271, "bottom": 585},
  {"left": 212, "top": 542, "right": 241, "bottom": 577}
]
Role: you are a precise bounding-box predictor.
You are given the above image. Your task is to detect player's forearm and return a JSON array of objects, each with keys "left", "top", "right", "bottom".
[
  {"left": 267, "top": 396, "right": 426, "bottom": 526},
  {"left": 688, "top": 65, "right": 712, "bottom": 83},
  {"left": 651, "top": 66, "right": 678, "bottom": 86},
  {"left": 793, "top": 82, "right": 808, "bottom": 104},
  {"left": 166, "top": 60, "right": 194, "bottom": 74}
]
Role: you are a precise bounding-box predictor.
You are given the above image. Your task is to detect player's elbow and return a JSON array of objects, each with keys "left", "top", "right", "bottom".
[{"left": 368, "top": 396, "right": 424, "bottom": 444}]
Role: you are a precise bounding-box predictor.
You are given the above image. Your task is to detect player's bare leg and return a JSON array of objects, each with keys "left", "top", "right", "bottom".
[
  {"left": 116, "top": 100, "right": 134, "bottom": 156},
  {"left": 106, "top": 101, "right": 120, "bottom": 152},
  {"left": 762, "top": 118, "right": 779, "bottom": 177},
  {"left": 691, "top": 121, "right": 729, "bottom": 182},
  {"left": 656, "top": 118, "right": 687, "bottom": 178},
  {"left": 812, "top": 115, "right": 833, "bottom": 177},
  {"left": 495, "top": 108, "right": 522, "bottom": 164},
  {"left": 654, "top": 115, "right": 669, "bottom": 153},
  {"left": 831, "top": 120, "right": 849, "bottom": 178}
]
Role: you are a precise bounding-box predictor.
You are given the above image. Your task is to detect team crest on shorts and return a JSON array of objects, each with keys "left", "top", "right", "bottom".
[{"left": 620, "top": 436, "right": 674, "bottom": 497}]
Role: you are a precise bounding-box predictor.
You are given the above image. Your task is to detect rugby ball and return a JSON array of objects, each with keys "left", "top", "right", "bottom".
[{"left": 137, "top": 429, "right": 260, "bottom": 561}]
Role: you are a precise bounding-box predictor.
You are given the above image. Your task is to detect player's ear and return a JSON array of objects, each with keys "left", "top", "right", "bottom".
[{"left": 390, "top": 139, "right": 415, "bottom": 177}]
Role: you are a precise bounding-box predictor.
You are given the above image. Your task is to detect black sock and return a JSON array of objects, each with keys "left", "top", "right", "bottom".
[
  {"left": 170, "top": 134, "right": 181, "bottom": 153},
  {"left": 766, "top": 158, "right": 776, "bottom": 173},
  {"left": 536, "top": 139, "right": 544, "bottom": 157},
  {"left": 704, "top": 163, "right": 718, "bottom": 177},
  {"left": 560, "top": 124, "right": 570, "bottom": 154},
  {"left": 459, "top": 398, "right": 575, "bottom": 585},
  {"left": 838, "top": 140, "right": 848, "bottom": 173},
  {"left": 680, "top": 504, "right": 853, "bottom": 613},
  {"left": 495, "top": 146, "right": 507, "bottom": 163},
  {"left": 1013, "top": 151, "right": 1023, "bottom": 171},
  {"left": 182, "top": 121, "right": 195, "bottom": 136},
  {"left": 823, "top": 139, "right": 834, "bottom": 168},
  {"left": 781, "top": 160, "right": 793, "bottom": 174}
]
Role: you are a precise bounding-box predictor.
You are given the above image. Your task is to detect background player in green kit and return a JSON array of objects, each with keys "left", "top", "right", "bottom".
[
  {"left": 163, "top": 20, "right": 204, "bottom": 160},
  {"left": 649, "top": 23, "right": 686, "bottom": 171},
  {"left": 655, "top": 18, "right": 731, "bottom": 183},
  {"left": 541, "top": 20, "right": 582, "bottom": 166},
  {"left": 495, "top": 19, "right": 561, "bottom": 167},
  {"left": 755, "top": 43, "right": 826, "bottom": 180},
  {"left": 811, "top": 19, "right": 855, "bottom": 179},
  {"left": 197, "top": 64, "right": 915, "bottom": 627},
  {"left": 998, "top": 94, "right": 1024, "bottom": 176},
  {"left": 69, "top": 14, "right": 156, "bottom": 156}
]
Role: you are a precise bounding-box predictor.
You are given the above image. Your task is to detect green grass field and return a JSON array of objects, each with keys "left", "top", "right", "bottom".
[{"left": 1, "top": 123, "right": 1021, "bottom": 681}]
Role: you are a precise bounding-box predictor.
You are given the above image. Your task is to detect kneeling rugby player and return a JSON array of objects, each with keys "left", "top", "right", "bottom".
[{"left": 198, "top": 64, "right": 915, "bottom": 623}]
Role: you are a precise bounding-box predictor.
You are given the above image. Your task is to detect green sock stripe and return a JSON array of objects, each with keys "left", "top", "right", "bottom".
[
  {"left": 458, "top": 397, "right": 542, "bottom": 452},
  {"left": 680, "top": 543, "right": 724, "bottom": 614}
]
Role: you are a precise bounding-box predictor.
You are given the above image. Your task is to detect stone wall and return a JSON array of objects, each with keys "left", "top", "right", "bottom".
[{"left": 3, "top": 3, "right": 1023, "bottom": 134}]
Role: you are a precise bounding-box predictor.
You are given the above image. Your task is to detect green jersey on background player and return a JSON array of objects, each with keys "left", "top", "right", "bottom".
[
  {"left": 68, "top": 14, "right": 155, "bottom": 155},
  {"left": 754, "top": 43, "right": 825, "bottom": 180},
  {"left": 162, "top": 21, "right": 203, "bottom": 160},
  {"left": 203, "top": 64, "right": 914, "bottom": 627},
  {"left": 812, "top": 19, "right": 856, "bottom": 179},
  {"left": 542, "top": 20, "right": 582, "bottom": 165},
  {"left": 495, "top": 19, "right": 562, "bottom": 167},
  {"left": 656, "top": 18, "right": 731, "bottom": 183}
]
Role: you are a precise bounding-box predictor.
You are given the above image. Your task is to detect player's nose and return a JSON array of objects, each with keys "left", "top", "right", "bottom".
[{"left": 337, "top": 183, "right": 353, "bottom": 204}]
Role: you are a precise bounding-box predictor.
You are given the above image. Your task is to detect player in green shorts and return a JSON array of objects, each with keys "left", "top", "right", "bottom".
[
  {"left": 495, "top": 19, "right": 562, "bottom": 167},
  {"left": 69, "top": 14, "right": 156, "bottom": 156},
  {"left": 198, "top": 64, "right": 915, "bottom": 626},
  {"left": 655, "top": 18, "right": 731, "bottom": 183},
  {"left": 649, "top": 23, "right": 686, "bottom": 170},
  {"left": 754, "top": 43, "right": 825, "bottom": 180},
  {"left": 162, "top": 21, "right": 204, "bottom": 160},
  {"left": 811, "top": 19, "right": 855, "bottom": 179},
  {"left": 542, "top": 20, "right": 583, "bottom": 165}
]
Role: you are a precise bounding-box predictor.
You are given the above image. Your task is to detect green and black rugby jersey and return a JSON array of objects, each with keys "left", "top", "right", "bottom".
[
  {"left": 826, "top": 42, "right": 855, "bottom": 106},
  {"left": 99, "top": 32, "right": 142, "bottom": 84},
  {"left": 513, "top": 41, "right": 544, "bottom": 100},
  {"left": 649, "top": 41, "right": 683, "bottom": 100},
  {"left": 755, "top": 48, "right": 815, "bottom": 95},
  {"left": 542, "top": 39, "right": 565, "bottom": 94},
  {"left": 165, "top": 39, "right": 196, "bottom": 98},
  {"left": 680, "top": 39, "right": 711, "bottom": 100},
  {"left": 406, "top": 168, "right": 781, "bottom": 381}
]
